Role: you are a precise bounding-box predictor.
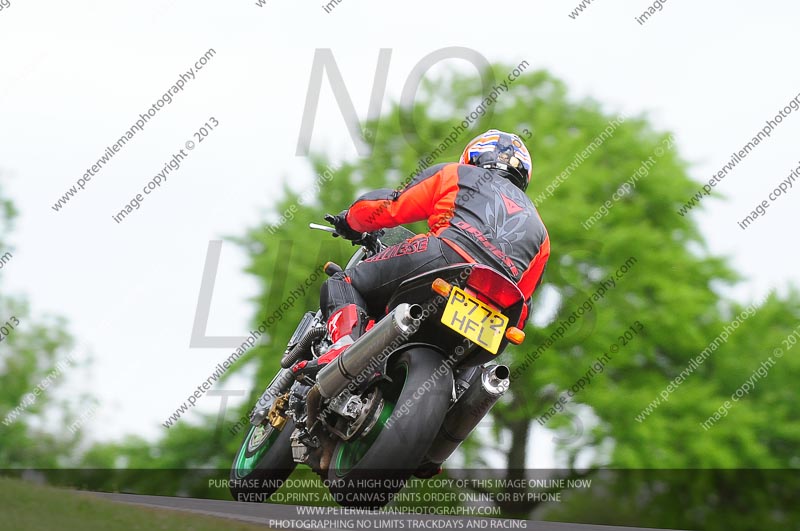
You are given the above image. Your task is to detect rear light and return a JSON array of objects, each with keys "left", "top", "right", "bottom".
[
  {"left": 505, "top": 327, "right": 525, "bottom": 345},
  {"left": 431, "top": 278, "right": 452, "bottom": 297},
  {"left": 465, "top": 266, "right": 523, "bottom": 309}
]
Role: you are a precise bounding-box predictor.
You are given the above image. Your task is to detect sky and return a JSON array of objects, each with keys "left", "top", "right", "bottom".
[{"left": 1, "top": 0, "right": 799, "bottom": 467}]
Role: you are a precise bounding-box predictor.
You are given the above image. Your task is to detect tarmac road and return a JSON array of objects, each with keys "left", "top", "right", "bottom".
[{"left": 88, "top": 492, "right": 686, "bottom": 531}]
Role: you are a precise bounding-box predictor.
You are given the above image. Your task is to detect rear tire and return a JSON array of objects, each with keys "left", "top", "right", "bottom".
[
  {"left": 326, "top": 348, "right": 452, "bottom": 508},
  {"left": 229, "top": 419, "right": 296, "bottom": 502}
]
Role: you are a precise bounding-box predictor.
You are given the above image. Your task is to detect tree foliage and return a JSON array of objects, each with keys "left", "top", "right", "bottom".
[{"left": 0, "top": 182, "right": 83, "bottom": 468}]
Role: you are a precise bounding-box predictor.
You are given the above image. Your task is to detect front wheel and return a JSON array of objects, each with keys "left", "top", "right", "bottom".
[
  {"left": 327, "top": 348, "right": 453, "bottom": 508},
  {"left": 229, "top": 418, "right": 296, "bottom": 502}
]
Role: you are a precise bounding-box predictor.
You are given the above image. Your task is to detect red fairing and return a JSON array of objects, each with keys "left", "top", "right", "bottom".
[
  {"left": 327, "top": 304, "right": 361, "bottom": 344},
  {"left": 517, "top": 303, "right": 529, "bottom": 329}
]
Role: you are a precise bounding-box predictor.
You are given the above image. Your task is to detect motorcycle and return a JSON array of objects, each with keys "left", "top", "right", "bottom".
[{"left": 229, "top": 221, "right": 528, "bottom": 507}]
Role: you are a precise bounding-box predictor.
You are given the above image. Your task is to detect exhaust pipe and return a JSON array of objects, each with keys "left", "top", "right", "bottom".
[
  {"left": 316, "top": 303, "right": 422, "bottom": 398},
  {"left": 424, "top": 364, "right": 510, "bottom": 465}
]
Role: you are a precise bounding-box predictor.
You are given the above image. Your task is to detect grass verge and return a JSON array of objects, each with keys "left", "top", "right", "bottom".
[{"left": 0, "top": 476, "right": 271, "bottom": 531}]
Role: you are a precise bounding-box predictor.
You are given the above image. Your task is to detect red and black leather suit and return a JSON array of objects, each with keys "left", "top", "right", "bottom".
[{"left": 320, "top": 162, "right": 550, "bottom": 325}]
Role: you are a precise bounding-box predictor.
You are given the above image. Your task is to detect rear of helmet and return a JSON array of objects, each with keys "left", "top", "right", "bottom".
[{"left": 460, "top": 130, "right": 532, "bottom": 191}]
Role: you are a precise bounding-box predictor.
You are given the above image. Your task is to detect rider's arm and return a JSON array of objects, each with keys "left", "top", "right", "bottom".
[
  {"left": 516, "top": 232, "right": 550, "bottom": 301},
  {"left": 346, "top": 163, "right": 459, "bottom": 233},
  {"left": 513, "top": 234, "right": 549, "bottom": 328}
]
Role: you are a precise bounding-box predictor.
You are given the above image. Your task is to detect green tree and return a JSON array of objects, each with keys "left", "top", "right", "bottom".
[
  {"left": 0, "top": 183, "right": 84, "bottom": 469},
  {"left": 236, "top": 67, "right": 797, "bottom": 529}
]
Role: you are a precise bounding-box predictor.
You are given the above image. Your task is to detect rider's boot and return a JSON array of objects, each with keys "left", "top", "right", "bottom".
[{"left": 292, "top": 304, "right": 368, "bottom": 380}]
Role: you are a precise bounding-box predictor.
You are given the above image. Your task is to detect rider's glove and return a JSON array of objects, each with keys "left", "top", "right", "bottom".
[{"left": 325, "top": 211, "right": 363, "bottom": 241}]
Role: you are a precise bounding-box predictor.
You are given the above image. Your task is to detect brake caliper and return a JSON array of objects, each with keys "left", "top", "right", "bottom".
[{"left": 266, "top": 393, "right": 289, "bottom": 430}]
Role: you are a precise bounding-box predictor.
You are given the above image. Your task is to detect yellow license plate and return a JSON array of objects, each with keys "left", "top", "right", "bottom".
[{"left": 441, "top": 286, "right": 508, "bottom": 355}]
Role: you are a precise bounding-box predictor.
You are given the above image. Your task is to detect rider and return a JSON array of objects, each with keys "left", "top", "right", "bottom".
[{"left": 293, "top": 129, "right": 550, "bottom": 379}]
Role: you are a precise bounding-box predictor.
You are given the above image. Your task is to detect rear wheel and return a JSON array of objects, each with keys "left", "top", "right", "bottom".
[
  {"left": 229, "top": 419, "right": 296, "bottom": 502},
  {"left": 327, "top": 348, "right": 452, "bottom": 508}
]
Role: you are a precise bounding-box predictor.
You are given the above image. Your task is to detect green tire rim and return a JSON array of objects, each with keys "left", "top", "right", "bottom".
[
  {"left": 233, "top": 424, "right": 280, "bottom": 480},
  {"left": 332, "top": 364, "right": 407, "bottom": 476}
]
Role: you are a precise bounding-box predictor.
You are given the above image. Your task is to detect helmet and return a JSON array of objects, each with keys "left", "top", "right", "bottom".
[{"left": 460, "top": 130, "right": 532, "bottom": 191}]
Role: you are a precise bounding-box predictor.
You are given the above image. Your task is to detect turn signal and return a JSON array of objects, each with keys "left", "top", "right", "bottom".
[
  {"left": 431, "top": 278, "right": 452, "bottom": 297},
  {"left": 505, "top": 327, "right": 525, "bottom": 345},
  {"left": 324, "top": 261, "right": 343, "bottom": 276}
]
